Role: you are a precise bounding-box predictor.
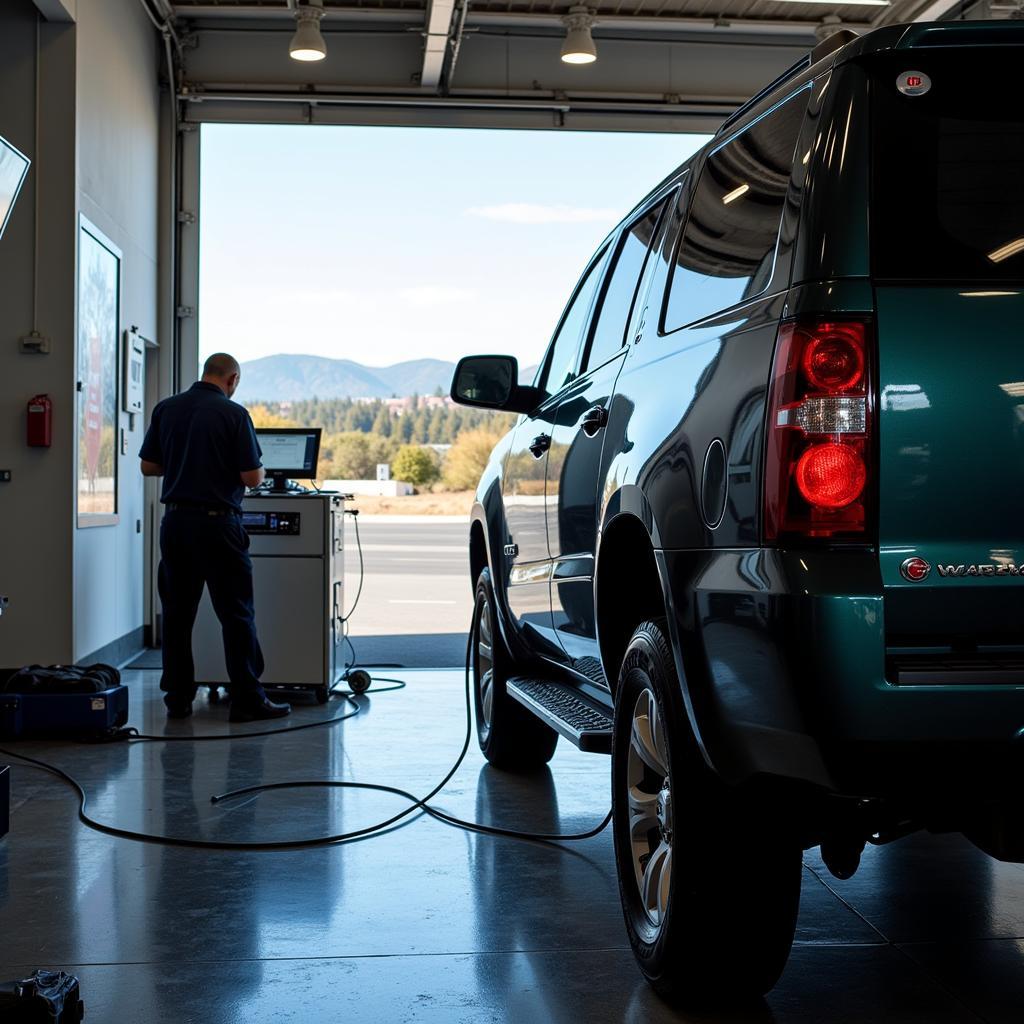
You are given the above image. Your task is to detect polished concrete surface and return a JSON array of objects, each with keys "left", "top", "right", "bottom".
[{"left": 0, "top": 668, "right": 1022, "bottom": 1022}]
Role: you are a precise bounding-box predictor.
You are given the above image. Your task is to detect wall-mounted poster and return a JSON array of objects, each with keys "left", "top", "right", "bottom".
[
  {"left": 0, "top": 133, "right": 30, "bottom": 242},
  {"left": 77, "top": 219, "right": 120, "bottom": 527}
]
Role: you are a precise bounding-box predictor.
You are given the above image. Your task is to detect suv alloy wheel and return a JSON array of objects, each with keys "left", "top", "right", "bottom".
[
  {"left": 612, "top": 620, "right": 802, "bottom": 1002},
  {"left": 472, "top": 567, "right": 558, "bottom": 770}
]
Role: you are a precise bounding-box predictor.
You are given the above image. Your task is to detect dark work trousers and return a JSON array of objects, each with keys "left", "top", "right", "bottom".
[{"left": 158, "top": 508, "right": 265, "bottom": 701}]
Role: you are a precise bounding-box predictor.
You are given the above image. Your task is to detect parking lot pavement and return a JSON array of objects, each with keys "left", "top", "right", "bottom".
[{"left": 343, "top": 515, "right": 472, "bottom": 667}]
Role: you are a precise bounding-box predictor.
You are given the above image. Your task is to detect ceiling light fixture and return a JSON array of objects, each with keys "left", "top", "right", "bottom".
[
  {"left": 290, "top": 0, "right": 327, "bottom": 62},
  {"left": 815, "top": 14, "right": 843, "bottom": 42},
  {"left": 561, "top": 6, "right": 597, "bottom": 65}
]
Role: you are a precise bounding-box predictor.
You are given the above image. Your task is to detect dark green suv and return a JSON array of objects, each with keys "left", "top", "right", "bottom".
[{"left": 452, "top": 21, "right": 1024, "bottom": 1004}]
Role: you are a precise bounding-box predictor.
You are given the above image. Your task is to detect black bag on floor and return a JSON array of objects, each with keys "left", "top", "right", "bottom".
[
  {"left": 1, "top": 663, "right": 120, "bottom": 694},
  {"left": 0, "top": 664, "right": 128, "bottom": 739},
  {"left": 0, "top": 970, "right": 84, "bottom": 1022}
]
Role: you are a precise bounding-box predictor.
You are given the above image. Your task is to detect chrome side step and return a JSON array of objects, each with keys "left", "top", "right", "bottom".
[{"left": 506, "top": 677, "right": 613, "bottom": 754}]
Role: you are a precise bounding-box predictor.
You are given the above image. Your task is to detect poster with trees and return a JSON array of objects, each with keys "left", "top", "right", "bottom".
[{"left": 77, "top": 220, "right": 120, "bottom": 525}]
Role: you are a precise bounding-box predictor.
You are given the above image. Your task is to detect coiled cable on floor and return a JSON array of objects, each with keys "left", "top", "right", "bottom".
[{"left": 0, "top": 619, "right": 612, "bottom": 850}]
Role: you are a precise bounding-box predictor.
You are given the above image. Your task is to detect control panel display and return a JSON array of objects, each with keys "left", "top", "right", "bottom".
[{"left": 242, "top": 511, "right": 301, "bottom": 535}]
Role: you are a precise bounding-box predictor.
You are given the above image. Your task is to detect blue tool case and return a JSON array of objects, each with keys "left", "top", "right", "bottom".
[{"left": 0, "top": 665, "right": 129, "bottom": 740}]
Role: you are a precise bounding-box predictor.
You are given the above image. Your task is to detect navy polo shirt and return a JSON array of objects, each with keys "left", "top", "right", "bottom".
[{"left": 139, "top": 382, "right": 263, "bottom": 512}]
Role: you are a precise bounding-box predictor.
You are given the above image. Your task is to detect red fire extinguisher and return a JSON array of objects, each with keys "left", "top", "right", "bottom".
[{"left": 27, "top": 394, "right": 52, "bottom": 448}]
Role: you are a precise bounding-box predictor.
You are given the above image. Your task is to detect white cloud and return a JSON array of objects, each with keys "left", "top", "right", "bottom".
[
  {"left": 466, "top": 203, "right": 620, "bottom": 225},
  {"left": 398, "top": 285, "right": 476, "bottom": 308}
]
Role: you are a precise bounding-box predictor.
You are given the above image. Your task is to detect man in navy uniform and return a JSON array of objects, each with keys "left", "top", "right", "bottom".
[{"left": 139, "top": 353, "right": 290, "bottom": 722}]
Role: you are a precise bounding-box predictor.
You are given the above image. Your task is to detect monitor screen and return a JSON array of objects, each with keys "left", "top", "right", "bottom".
[
  {"left": 256, "top": 428, "right": 321, "bottom": 476},
  {"left": 0, "top": 135, "right": 30, "bottom": 243}
]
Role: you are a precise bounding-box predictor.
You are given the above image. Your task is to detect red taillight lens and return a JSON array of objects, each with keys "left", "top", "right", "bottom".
[
  {"left": 764, "top": 320, "right": 873, "bottom": 541},
  {"left": 794, "top": 443, "right": 867, "bottom": 509},
  {"left": 801, "top": 327, "right": 864, "bottom": 391}
]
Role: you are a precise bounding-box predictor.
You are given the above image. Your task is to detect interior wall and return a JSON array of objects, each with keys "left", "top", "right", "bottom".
[
  {"left": 0, "top": 1, "right": 78, "bottom": 666},
  {"left": 73, "top": 0, "right": 160, "bottom": 662},
  {"left": 0, "top": 0, "right": 160, "bottom": 667}
]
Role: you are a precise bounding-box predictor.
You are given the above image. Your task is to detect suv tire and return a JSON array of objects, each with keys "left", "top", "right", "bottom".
[
  {"left": 473, "top": 567, "right": 558, "bottom": 770},
  {"left": 612, "top": 620, "right": 801, "bottom": 1002}
]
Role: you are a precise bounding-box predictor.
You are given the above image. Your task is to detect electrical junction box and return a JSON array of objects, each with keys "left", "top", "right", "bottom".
[{"left": 123, "top": 329, "right": 144, "bottom": 414}]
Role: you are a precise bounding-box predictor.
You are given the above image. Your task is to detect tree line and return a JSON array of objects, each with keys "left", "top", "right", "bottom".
[
  {"left": 250, "top": 394, "right": 510, "bottom": 446},
  {"left": 245, "top": 395, "right": 514, "bottom": 489}
]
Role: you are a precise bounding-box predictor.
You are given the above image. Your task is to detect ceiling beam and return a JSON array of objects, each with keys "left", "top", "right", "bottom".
[
  {"left": 420, "top": 0, "right": 456, "bottom": 90},
  {"left": 171, "top": 4, "right": 862, "bottom": 36},
  {"left": 32, "top": 0, "right": 76, "bottom": 21}
]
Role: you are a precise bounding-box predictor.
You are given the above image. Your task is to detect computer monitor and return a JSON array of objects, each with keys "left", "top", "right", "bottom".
[
  {"left": 0, "top": 134, "right": 30, "bottom": 243},
  {"left": 255, "top": 427, "right": 322, "bottom": 492}
]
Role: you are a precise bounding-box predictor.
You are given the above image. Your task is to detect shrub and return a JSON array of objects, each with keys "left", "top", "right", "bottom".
[
  {"left": 392, "top": 445, "right": 440, "bottom": 488},
  {"left": 442, "top": 428, "right": 506, "bottom": 491}
]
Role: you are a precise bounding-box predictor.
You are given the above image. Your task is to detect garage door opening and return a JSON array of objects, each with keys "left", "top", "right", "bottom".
[{"left": 196, "top": 123, "right": 704, "bottom": 669}]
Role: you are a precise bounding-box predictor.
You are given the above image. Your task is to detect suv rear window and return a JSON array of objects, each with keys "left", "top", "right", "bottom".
[
  {"left": 870, "top": 51, "right": 1024, "bottom": 282},
  {"left": 663, "top": 87, "right": 808, "bottom": 333}
]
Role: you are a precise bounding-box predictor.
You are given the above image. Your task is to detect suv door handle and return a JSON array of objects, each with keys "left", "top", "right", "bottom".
[
  {"left": 581, "top": 405, "right": 608, "bottom": 437},
  {"left": 528, "top": 433, "right": 551, "bottom": 459}
]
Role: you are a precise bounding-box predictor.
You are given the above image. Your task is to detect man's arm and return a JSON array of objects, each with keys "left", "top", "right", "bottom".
[
  {"left": 237, "top": 413, "right": 264, "bottom": 490},
  {"left": 139, "top": 405, "right": 163, "bottom": 477}
]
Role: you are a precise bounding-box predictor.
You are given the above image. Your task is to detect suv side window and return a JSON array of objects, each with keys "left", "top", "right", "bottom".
[
  {"left": 663, "top": 88, "right": 808, "bottom": 332},
  {"left": 583, "top": 199, "right": 668, "bottom": 373},
  {"left": 537, "top": 246, "right": 610, "bottom": 397}
]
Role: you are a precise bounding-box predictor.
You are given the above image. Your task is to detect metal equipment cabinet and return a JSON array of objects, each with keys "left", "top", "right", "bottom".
[{"left": 192, "top": 493, "right": 346, "bottom": 703}]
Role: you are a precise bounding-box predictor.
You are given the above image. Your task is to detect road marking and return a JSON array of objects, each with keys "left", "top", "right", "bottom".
[
  {"left": 357, "top": 544, "right": 466, "bottom": 553},
  {"left": 389, "top": 599, "right": 458, "bottom": 605}
]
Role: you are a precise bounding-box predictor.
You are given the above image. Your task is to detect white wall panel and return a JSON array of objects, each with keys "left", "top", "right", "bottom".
[
  {"left": 73, "top": 0, "right": 160, "bottom": 662},
  {"left": 0, "top": 1, "right": 78, "bottom": 666}
]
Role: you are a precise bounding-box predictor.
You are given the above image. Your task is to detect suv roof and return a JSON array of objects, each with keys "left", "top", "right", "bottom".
[{"left": 717, "top": 20, "right": 1024, "bottom": 142}]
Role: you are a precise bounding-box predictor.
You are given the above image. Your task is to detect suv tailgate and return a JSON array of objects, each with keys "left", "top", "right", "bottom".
[{"left": 878, "top": 288, "right": 1024, "bottom": 651}]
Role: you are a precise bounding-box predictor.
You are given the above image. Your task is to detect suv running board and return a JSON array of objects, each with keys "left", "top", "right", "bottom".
[{"left": 506, "top": 677, "right": 613, "bottom": 754}]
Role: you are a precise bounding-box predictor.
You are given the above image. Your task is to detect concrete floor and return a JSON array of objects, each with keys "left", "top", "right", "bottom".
[{"left": 0, "top": 669, "right": 1022, "bottom": 1023}]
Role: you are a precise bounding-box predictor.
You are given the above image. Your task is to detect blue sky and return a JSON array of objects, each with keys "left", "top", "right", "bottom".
[{"left": 199, "top": 125, "right": 707, "bottom": 372}]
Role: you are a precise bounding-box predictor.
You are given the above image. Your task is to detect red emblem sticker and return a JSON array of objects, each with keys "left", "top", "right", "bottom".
[
  {"left": 897, "top": 71, "right": 932, "bottom": 97},
  {"left": 900, "top": 557, "right": 930, "bottom": 582}
]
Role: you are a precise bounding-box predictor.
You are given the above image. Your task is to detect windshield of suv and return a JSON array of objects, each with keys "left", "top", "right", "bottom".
[{"left": 869, "top": 50, "right": 1024, "bottom": 283}]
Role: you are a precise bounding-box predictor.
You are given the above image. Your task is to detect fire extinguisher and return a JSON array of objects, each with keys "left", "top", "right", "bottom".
[{"left": 27, "top": 394, "right": 52, "bottom": 448}]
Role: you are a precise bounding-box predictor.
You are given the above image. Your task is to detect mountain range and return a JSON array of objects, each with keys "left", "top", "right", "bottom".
[{"left": 240, "top": 354, "right": 538, "bottom": 401}]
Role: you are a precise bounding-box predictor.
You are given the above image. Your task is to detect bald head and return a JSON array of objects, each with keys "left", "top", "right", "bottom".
[{"left": 202, "top": 353, "right": 241, "bottom": 398}]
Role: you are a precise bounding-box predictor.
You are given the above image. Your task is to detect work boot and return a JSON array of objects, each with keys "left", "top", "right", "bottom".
[
  {"left": 229, "top": 694, "right": 291, "bottom": 723},
  {"left": 164, "top": 693, "right": 194, "bottom": 719}
]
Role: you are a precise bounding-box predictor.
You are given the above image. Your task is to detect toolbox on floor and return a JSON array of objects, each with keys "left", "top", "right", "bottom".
[{"left": 0, "top": 665, "right": 129, "bottom": 740}]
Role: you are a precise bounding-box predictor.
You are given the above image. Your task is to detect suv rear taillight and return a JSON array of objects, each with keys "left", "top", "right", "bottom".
[{"left": 764, "top": 320, "right": 874, "bottom": 541}]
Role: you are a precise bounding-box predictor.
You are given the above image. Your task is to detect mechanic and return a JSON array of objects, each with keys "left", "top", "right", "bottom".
[{"left": 139, "top": 352, "right": 291, "bottom": 723}]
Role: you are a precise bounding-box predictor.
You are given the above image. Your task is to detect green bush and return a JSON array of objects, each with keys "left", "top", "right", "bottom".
[{"left": 391, "top": 445, "right": 440, "bottom": 487}]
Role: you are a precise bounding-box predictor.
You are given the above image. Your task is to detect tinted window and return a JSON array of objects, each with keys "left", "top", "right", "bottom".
[
  {"left": 870, "top": 52, "right": 1024, "bottom": 282},
  {"left": 664, "top": 89, "right": 808, "bottom": 332},
  {"left": 539, "top": 247, "right": 609, "bottom": 396},
  {"left": 584, "top": 200, "right": 667, "bottom": 372}
]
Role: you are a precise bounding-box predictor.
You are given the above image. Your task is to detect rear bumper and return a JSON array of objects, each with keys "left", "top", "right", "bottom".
[{"left": 658, "top": 547, "right": 1024, "bottom": 796}]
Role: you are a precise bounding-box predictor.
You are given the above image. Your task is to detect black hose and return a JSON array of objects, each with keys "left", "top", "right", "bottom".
[{"left": 0, "top": 622, "right": 612, "bottom": 850}]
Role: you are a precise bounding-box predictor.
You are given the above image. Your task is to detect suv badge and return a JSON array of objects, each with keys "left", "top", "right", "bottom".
[
  {"left": 900, "top": 557, "right": 930, "bottom": 582},
  {"left": 897, "top": 71, "right": 932, "bottom": 97}
]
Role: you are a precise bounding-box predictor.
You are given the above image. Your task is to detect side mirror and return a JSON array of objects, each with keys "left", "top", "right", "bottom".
[{"left": 450, "top": 355, "right": 543, "bottom": 415}]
